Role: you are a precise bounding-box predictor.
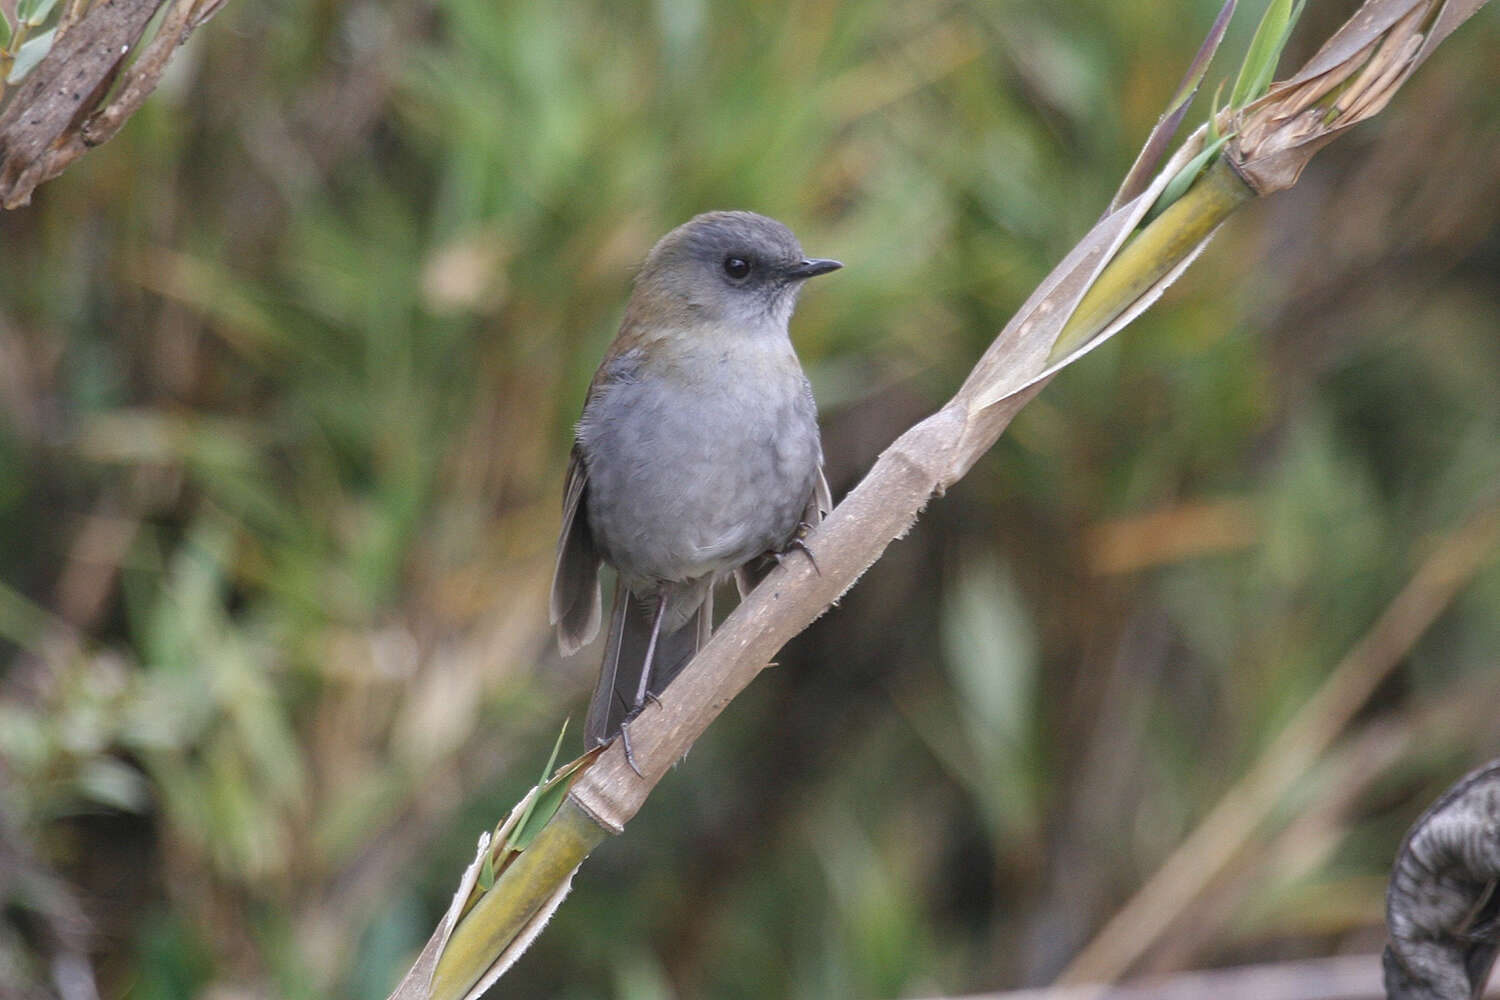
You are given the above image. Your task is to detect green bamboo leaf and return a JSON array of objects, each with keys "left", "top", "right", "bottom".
[
  {"left": 510, "top": 771, "right": 573, "bottom": 852},
  {"left": 508, "top": 722, "right": 575, "bottom": 852},
  {"left": 1230, "top": 0, "right": 1305, "bottom": 107},
  {"left": 1254, "top": 1, "right": 1305, "bottom": 100},
  {"left": 0, "top": 13, "right": 13, "bottom": 51},
  {"left": 1207, "top": 78, "right": 1228, "bottom": 143},
  {"left": 503, "top": 722, "right": 567, "bottom": 849},
  {"left": 458, "top": 724, "right": 579, "bottom": 920},
  {"left": 478, "top": 853, "right": 496, "bottom": 892}
]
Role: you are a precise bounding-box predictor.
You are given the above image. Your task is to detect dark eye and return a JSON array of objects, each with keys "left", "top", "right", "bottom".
[{"left": 722, "top": 256, "right": 751, "bottom": 280}]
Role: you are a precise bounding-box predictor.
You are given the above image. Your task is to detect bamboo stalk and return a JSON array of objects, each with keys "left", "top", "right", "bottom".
[
  {"left": 428, "top": 800, "right": 608, "bottom": 1000},
  {"left": 1050, "top": 157, "right": 1255, "bottom": 363}
]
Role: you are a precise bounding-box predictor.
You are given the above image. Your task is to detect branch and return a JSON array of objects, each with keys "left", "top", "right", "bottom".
[
  {"left": 0, "top": 0, "right": 229, "bottom": 208},
  {"left": 393, "top": 1, "right": 1496, "bottom": 996}
]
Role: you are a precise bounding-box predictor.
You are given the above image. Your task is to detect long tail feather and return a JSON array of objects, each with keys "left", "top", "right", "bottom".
[{"left": 584, "top": 581, "right": 708, "bottom": 748}]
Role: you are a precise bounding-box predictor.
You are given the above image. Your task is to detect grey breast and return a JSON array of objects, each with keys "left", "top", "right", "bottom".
[{"left": 578, "top": 350, "right": 820, "bottom": 591}]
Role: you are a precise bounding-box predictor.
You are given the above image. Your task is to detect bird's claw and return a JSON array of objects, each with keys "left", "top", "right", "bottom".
[
  {"left": 619, "top": 726, "right": 644, "bottom": 777},
  {"left": 777, "top": 533, "right": 821, "bottom": 575},
  {"left": 614, "top": 693, "right": 663, "bottom": 778}
]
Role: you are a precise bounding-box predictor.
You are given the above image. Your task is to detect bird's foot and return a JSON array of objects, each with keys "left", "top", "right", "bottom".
[
  {"left": 618, "top": 726, "right": 643, "bottom": 777},
  {"left": 776, "top": 532, "right": 821, "bottom": 575},
  {"left": 614, "top": 694, "right": 663, "bottom": 778}
]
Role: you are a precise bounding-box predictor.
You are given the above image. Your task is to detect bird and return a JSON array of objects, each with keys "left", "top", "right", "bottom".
[{"left": 549, "top": 211, "right": 840, "bottom": 762}]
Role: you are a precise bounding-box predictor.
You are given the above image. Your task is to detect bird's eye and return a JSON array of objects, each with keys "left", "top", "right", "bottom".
[{"left": 722, "top": 256, "right": 751, "bottom": 280}]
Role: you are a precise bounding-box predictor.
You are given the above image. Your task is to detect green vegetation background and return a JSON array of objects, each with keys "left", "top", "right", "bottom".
[{"left": 2, "top": 1, "right": 1498, "bottom": 997}]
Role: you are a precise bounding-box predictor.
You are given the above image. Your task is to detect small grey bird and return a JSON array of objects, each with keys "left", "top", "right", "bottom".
[{"left": 550, "top": 211, "right": 840, "bottom": 754}]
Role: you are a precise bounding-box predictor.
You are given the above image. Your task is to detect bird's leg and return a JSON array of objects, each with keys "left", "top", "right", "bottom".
[
  {"left": 616, "top": 593, "right": 670, "bottom": 778},
  {"left": 633, "top": 592, "right": 669, "bottom": 715}
]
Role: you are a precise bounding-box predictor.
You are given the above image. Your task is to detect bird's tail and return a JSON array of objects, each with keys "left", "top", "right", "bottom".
[{"left": 584, "top": 579, "right": 711, "bottom": 748}]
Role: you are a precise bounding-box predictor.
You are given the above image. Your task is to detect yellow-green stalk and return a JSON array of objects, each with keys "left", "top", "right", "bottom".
[
  {"left": 1049, "top": 155, "right": 1256, "bottom": 364},
  {"left": 428, "top": 799, "right": 610, "bottom": 1000}
]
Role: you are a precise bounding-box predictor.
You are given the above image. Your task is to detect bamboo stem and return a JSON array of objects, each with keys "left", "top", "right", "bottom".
[
  {"left": 427, "top": 800, "right": 610, "bottom": 1000},
  {"left": 1049, "top": 157, "right": 1256, "bottom": 363}
]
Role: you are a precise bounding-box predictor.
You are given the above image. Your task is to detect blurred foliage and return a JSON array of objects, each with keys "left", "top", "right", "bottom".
[{"left": 1, "top": 0, "right": 1498, "bottom": 997}]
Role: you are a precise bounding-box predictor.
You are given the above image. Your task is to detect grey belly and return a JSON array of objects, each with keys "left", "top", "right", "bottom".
[{"left": 579, "top": 378, "right": 819, "bottom": 590}]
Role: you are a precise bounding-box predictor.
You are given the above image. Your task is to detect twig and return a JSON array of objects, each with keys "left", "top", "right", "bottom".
[{"left": 0, "top": 0, "right": 230, "bottom": 208}]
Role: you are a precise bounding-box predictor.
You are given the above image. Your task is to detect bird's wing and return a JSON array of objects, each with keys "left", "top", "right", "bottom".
[{"left": 550, "top": 445, "right": 602, "bottom": 654}]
